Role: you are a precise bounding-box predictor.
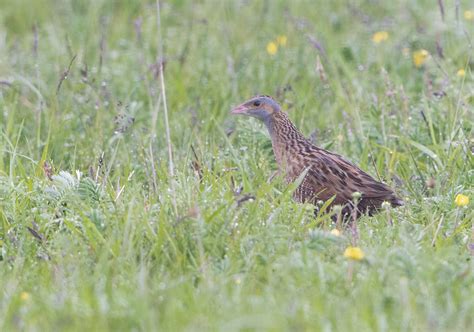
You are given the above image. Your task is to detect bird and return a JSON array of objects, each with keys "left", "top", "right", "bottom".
[{"left": 231, "top": 95, "right": 403, "bottom": 219}]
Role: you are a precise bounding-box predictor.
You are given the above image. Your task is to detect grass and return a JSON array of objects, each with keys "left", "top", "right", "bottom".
[{"left": 0, "top": 0, "right": 473, "bottom": 330}]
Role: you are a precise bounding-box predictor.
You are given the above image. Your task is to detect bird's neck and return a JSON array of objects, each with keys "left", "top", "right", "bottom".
[
  {"left": 264, "top": 111, "right": 308, "bottom": 166},
  {"left": 265, "top": 111, "right": 307, "bottom": 142}
]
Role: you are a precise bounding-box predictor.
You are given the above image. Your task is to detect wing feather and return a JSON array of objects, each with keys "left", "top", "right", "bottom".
[{"left": 290, "top": 146, "right": 402, "bottom": 215}]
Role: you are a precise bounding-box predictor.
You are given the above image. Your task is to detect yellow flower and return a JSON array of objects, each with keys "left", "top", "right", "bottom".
[
  {"left": 266, "top": 42, "right": 278, "bottom": 56},
  {"left": 330, "top": 229, "right": 341, "bottom": 236},
  {"left": 20, "top": 292, "right": 30, "bottom": 301},
  {"left": 457, "top": 69, "right": 466, "bottom": 77},
  {"left": 413, "top": 49, "right": 429, "bottom": 68},
  {"left": 344, "top": 246, "right": 365, "bottom": 261},
  {"left": 372, "top": 31, "right": 389, "bottom": 43},
  {"left": 455, "top": 194, "right": 469, "bottom": 207},
  {"left": 465, "top": 10, "right": 474, "bottom": 20},
  {"left": 276, "top": 35, "right": 287, "bottom": 47}
]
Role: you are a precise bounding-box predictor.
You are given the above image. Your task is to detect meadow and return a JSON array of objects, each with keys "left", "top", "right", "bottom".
[{"left": 0, "top": 0, "right": 473, "bottom": 330}]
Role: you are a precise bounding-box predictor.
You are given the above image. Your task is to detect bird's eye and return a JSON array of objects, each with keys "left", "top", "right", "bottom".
[{"left": 253, "top": 100, "right": 261, "bottom": 107}]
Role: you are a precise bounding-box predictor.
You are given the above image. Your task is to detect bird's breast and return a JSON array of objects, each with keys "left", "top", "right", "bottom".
[{"left": 271, "top": 143, "right": 305, "bottom": 183}]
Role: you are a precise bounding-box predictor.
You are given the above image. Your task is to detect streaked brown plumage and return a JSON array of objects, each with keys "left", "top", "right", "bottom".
[{"left": 231, "top": 95, "right": 403, "bottom": 218}]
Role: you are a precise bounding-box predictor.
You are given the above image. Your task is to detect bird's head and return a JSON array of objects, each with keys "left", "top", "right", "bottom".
[{"left": 230, "top": 95, "right": 280, "bottom": 121}]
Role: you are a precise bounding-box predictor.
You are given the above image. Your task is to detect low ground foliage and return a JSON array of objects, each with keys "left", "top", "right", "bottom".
[{"left": 0, "top": 0, "right": 473, "bottom": 330}]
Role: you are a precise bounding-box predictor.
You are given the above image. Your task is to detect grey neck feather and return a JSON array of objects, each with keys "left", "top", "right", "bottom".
[
  {"left": 261, "top": 100, "right": 281, "bottom": 136},
  {"left": 262, "top": 114, "right": 274, "bottom": 135}
]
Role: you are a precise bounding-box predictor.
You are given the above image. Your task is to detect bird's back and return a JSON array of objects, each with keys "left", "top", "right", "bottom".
[{"left": 292, "top": 144, "right": 403, "bottom": 216}]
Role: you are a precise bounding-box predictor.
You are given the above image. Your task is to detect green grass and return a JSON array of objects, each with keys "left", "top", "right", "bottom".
[{"left": 0, "top": 0, "right": 473, "bottom": 330}]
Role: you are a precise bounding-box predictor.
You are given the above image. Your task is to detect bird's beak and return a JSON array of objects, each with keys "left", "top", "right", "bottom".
[{"left": 230, "top": 104, "right": 247, "bottom": 115}]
